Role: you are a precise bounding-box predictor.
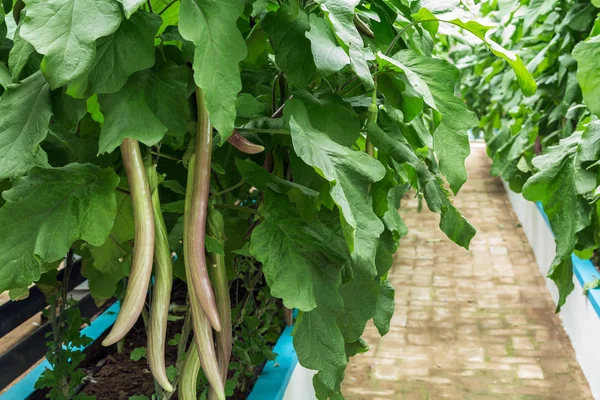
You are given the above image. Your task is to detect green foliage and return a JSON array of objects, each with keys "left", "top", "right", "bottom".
[
  {"left": 0, "top": 163, "right": 119, "bottom": 292},
  {"left": 0, "top": 0, "right": 533, "bottom": 398},
  {"left": 179, "top": 0, "right": 246, "bottom": 143},
  {"left": 455, "top": 0, "right": 600, "bottom": 309},
  {"left": 35, "top": 268, "right": 95, "bottom": 400},
  {"left": 130, "top": 347, "right": 147, "bottom": 361}
]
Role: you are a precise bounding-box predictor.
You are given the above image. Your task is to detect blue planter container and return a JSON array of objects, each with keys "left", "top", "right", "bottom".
[{"left": 0, "top": 303, "right": 298, "bottom": 400}]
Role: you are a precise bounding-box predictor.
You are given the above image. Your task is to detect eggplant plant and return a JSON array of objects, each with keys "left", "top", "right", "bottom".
[
  {"left": 453, "top": 0, "right": 600, "bottom": 310},
  {"left": 0, "top": 0, "right": 535, "bottom": 398}
]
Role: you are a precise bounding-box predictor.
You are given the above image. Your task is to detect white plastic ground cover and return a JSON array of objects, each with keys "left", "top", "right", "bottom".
[{"left": 504, "top": 181, "right": 600, "bottom": 399}]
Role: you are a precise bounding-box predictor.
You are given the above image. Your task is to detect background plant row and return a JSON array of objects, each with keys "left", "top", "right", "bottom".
[{"left": 451, "top": 0, "right": 600, "bottom": 309}]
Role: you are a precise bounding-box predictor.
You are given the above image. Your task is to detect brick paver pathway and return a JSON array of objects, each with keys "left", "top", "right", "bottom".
[{"left": 342, "top": 143, "right": 593, "bottom": 399}]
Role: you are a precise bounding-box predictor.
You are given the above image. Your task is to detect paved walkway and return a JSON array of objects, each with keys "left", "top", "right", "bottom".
[{"left": 342, "top": 143, "right": 593, "bottom": 399}]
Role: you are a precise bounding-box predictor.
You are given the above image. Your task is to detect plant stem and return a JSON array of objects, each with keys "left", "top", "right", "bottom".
[
  {"left": 365, "top": 77, "right": 378, "bottom": 157},
  {"left": 212, "top": 180, "right": 245, "bottom": 196},
  {"left": 117, "top": 338, "right": 125, "bottom": 354},
  {"left": 146, "top": 0, "right": 153, "bottom": 13},
  {"left": 213, "top": 203, "right": 262, "bottom": 216},
  {"left": 158, "top": 0, "right": 178, "bottom": 15},
  {"left": 150, "top": 151, "right": 181, "bottom": 162},
  {"left": 270, "top": 94, "right": 293, "bottom": 118},
  {"left": 207, "top": 206, "right": 232, "bottom": 400},
  {"left": 235, "top": 127, "right": 290, "bottom": 135}
]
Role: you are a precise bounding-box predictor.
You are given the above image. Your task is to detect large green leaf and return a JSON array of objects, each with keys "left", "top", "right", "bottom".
[
  {"left": 317, "top": 0, "right": 373, "bottom": 89},
  {"left": 179, "top": 0, "right": 246, "bottom": 143},
  {"left": 0, "top": 71, "right": 51, "bottom": 180},
  {"left": 373, "top": 280, "right": 395, "bottom": 336},
  {"left": 0, "top": 63, "right": 10, "bottom": 88},
  {"left": 250, "top": 192, "right": 346, "bottom": 312},
  {"left": 337, "top": 268, "right": 379, "bottom": 341},
  {"left": 85, "top": 189, "right": 134, "bottom": 300},
  {"left": 67, "top": 11, "right": 161, "bottom": 98},
  {"left": 523, "top": 0, "right": 559, "bottom": 32},
  {"left": 414, "top": 5, "right": 537, "bottom": 97},
  {"left": 0, "top": 163, "right": 119, "bottom": 292},
  {"left": 573, "top": 35, "right": 600, "bottom": 116},
  {"left": 306, "top": 14, "right": 349, "bottom": 76},
  {"left": 377, "top": 52, "right": 437, "bottom": 110},
  {"left": 286, "top": 98, "right": 385, "bottom": 275},
  {"left": 392, "top": 50, "right": 478, "bottom": 194},
  {"left": 97, "top": 63, "right": 189, "bottom": 153},
  {"left": 251, "top": 192, "right": 349, "bottom": 399},
  {"left": 523, "top": 133, "right": 594, "bottom": 258},
  {"left": 8, "top": 26, "right": 37, "bottom": 81},
  {"left": 263, "top": 2, "right": 317, "bottom": 87},
  {"left": 522, "top": 133, "right": 595, "bottom": 310},
  {"left": 118, "top": 0, "right": 145, "bottom": 18},
  {"left": 51, "top": 88, "right": 87, "bottom": 133},
  {"left": 368, "top": 122, "right": 475, "bottom": 249},
  {"left": 293, "top": 90, "right": 361, "bottom": 147},
  {"left": 19, "top": 0, "right": 122, "bottom": 89},
  {"left": 295, "top": 304, "right": 347, "bottom": 398}
]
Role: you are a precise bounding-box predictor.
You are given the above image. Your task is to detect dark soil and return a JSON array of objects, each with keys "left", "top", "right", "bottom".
[
  {"left": 81, "top": 281, "right": 188, "bottom": 400},
  {"left": 77, "top": 280, "right": 283, "bottom": 400}
]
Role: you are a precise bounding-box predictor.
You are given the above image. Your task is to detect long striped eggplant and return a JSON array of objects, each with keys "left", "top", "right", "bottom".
[
  {"left": 185, "top": 155, "right": 226, "bottom": 400},
  {"left": 179, "top": 341, "right": 201, "bottom": 400},
  {"left": 146, "top": 164, "right": 174, "bottom": 392},
  {"left": 187, "top": 87, "right": 221, "bottom": 332},
  {"left": 103, "top": 138, "right": 155, "bottom": 347},
  {"left": 207, "top": 207, "right": 232, "bottom": 400}
]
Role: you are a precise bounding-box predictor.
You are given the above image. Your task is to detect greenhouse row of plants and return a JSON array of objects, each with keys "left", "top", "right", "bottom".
[{"left": 0, "top": 0, "right": 599, "bottom": 398}]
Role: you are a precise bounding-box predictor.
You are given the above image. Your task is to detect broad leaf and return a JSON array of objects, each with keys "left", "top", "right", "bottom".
[
  {"left": 98, "top": 63, "right": 189, "bottom": 153},
  {"left": 0, "top": 71, "right": 51, "bottom": 180},
  {"left": 85, "top": 189, "right": 134, "bottom": 300},
  {"left": 263, "top": 2, "right": 317, "bottom": 87},
  {"left": 414, "top": 5, "right": 537, "bottom": 96},
  {"left": 317, "top": 0, "right": 374, "bottom": 89},
  {"left": 294, "top": 90, "right": 361, "bottom": 147},
  {"left": 68, "top": 11, "right": 161, "bottom": 98},
  {"left": 0, "top": 63, "right": 10, "bottom": 89},
  {"left": 393, "top": 50, "right": 478, "bottom": 194},
  {"left": 8, "top": 26, "right": 37, "bottom": 81},
  {"left": 251, "top": 194, "right": 349, "bottom": 399},
  {"left": 295, "top": 305, "right": 347, "bottom": 398},
  {"left": 286, "top": 99, "right": 386, "bottom": 275},
  {"left": 51, "top": 88, "right": 87, "bottom": 133},
  {"left": 118, "top": 0, "right": 145, "bottom": 18},
  {"left": 179, "top": 0, "right": 246, "bottom": 143},
  {"left": 20, "top": 0, "right": 122, "bottom": 89},
  {"left": 522, "top": 133, "right": 594, "bottom": 310},
  {"left": 573, "top": 36, "right": 600, "bottom": 116},
  {"left": 377, "top": 52, "right": 437, "bottom": 110},
  {"left": 250, "top": 192, "right": 346, "bottom": 312},
  {"left": 368, "top": 122, "right": 475, "bottom": 249},
  {"left": 373, "top": 280, "right": 395, "bottom": 336},
  {"left": 306, "top": 14, "right": 349, "bottom": 76},
  {"left": 0, "top": 163, "right": 119, "bottom": 292}
]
